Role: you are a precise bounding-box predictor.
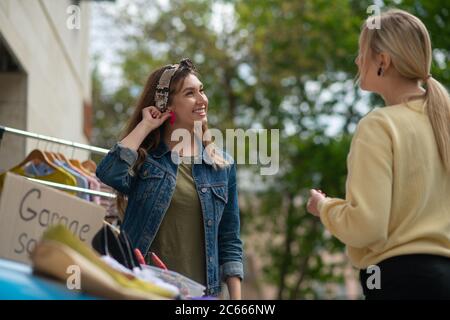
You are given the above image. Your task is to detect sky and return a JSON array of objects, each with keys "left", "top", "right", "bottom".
[{"left": 90, "top": 0, "right": 126, "bottom": 93}]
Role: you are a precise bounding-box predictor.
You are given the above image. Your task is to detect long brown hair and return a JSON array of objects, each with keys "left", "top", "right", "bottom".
[
  {"left": 359, "top": 9, "right": 450, "bottom": 172},
  {"left": 116, "top": 59, "right": 229, "bottom": 217}
]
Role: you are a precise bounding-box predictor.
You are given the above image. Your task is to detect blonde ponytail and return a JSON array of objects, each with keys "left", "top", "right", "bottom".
[{"left": 424, "top": 77, "right": 450, "bottom": 172}]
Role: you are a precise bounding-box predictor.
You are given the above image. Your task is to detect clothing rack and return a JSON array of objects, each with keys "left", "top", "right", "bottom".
[
  {"left": 0, "top": 125, "right": 109, "bottom": 155},
  {"left": 25, "top": 177, "right": 116, "bottom": 198},
  {"left": 0, "top": 125, "right": 116, "bottom": 199}
]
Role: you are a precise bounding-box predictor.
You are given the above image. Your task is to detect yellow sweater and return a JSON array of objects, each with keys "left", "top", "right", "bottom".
[{"left": 318, "top": 99, "right": 450, "bottom": 269}]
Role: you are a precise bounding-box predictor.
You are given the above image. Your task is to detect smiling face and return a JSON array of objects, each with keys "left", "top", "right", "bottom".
[{"left": 169, "top": 73, "right": 208, "bottom": 127}]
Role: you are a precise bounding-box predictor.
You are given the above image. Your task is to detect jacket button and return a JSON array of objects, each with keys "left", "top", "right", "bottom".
[
  {"left": 207, "top": 219, "right": 213, "bottom": 226},
  {"left": 143, "top": 170, "right": 148, "bottom": 176},
  {"left": 209, "top": 256, "right": 213, "bottom": 263},
  {"left": 201, "top": 187, "right": 207, "bottom": 193}
]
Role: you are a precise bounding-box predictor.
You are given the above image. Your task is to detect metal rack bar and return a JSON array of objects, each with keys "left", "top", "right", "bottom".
[
  {"left": 0, "top": 125, "right": 109, "bottom": 155},
  {"left": 25, "top": 177, "right": 117, "bottom": 198}
]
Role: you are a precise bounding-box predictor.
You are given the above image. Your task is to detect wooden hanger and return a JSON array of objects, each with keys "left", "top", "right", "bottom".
[
  {"left": 69, "top": 158, "right": 93, "bottom": 176},
  {"left": 44, "top": 151, "right": 57, "bottom": 163},
  {"left": 11, "top": 149, "right": 60, "bottom": 172},
  {"left": 53, "top": 152, "right": 63, "bottom": 161},
  {"left": 56, "top": 152, "right": 88, "bottom": 175},
  {"left": 82, "top": 160, "right": 97, "bottom": 173}
]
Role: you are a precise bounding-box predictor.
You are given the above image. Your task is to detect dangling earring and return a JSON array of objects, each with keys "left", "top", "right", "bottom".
[
  {"left": 169, "top": 111, "right": 176, "bottom": 125},
  {"left": 377, "top": 67, "right": 383, "bottom": 76}
]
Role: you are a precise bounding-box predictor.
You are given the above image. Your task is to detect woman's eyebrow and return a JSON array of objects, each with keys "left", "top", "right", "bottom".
[{"left": 182, "top": 84, "right": 204, "bottom": 93}]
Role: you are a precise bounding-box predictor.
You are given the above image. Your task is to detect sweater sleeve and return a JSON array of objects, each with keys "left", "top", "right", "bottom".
[{"left": 319, "top": 111, "right": 393, "bottom": 248}]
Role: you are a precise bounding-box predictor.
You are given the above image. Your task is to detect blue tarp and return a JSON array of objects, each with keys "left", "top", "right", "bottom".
[{"left": 0, "top": 258, "right": 99, "bottom": 300}]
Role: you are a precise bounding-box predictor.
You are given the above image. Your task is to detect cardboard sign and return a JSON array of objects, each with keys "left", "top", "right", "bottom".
[{"left": 0, "top": 173, "right": 105, "bottom": 264}]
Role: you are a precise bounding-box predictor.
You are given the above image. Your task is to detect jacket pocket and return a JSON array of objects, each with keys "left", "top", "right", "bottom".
[
  {"left": 135, "top": 162, "right": 165, "bottom": 202},
  {"left": 211, "top": 184, "right": 228, "bottom": 220}
]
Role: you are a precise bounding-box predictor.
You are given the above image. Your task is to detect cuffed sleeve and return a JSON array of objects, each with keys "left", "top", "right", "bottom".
[
  {"left": 95, "top": 142, "right": 138, "bottom": 195},
  {"left": 319, "top": 111, "right": 393, "bottom": 249},
  {"left": 218, "top": 162, "right": 244, "bottom": 281},
  {"left": 317, "top": 197, "right": 330, "bottom": 214},
  {"left": 220, "top": 261, "right": 244, "bottom": 281},
  {"left": 116, "top": 143, "right": 138, "bottom": 166}
]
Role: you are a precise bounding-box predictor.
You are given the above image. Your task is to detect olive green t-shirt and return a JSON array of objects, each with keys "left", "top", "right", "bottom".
[{"left": 148, "top": 159, "right": 206, "bottom": 286}]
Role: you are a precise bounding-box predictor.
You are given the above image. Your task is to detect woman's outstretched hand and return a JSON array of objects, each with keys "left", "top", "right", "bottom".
[{"left": 307, "top": 189, "right": 326, "bottom": 217}]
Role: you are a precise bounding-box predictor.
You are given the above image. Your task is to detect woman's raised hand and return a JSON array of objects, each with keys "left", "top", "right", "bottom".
[{"left": 141, "top": 106, "right": 172, "bottom": 131}]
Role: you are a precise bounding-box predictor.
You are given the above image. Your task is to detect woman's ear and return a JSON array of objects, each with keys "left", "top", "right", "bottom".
[{"left": 379, "top": 52, "right": 392, "bottom": 71}]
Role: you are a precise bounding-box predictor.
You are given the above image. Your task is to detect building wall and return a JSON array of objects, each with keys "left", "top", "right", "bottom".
[
  {"left": 0, "top": 73, "right": 27, "bottom": 171},
  {"left": 0, "top": 0, "right": 91, "bottom": 171}
]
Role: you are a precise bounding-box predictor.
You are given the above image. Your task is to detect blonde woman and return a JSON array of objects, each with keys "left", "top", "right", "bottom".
[{"left": 307, "top": 9, "right": 450, "bottom": 299}]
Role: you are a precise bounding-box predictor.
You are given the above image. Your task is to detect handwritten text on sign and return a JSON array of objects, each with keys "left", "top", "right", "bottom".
[{"left": 0, "top": 173, "right": 104, "bottom": 264}]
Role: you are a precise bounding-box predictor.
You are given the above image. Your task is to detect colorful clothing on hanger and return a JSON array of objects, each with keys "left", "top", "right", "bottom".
[
  {"left": 97, "top": 178, "right": 119, "bottom": 219},
  {"left": 53, "top": 160, "right": 90, "bottom": 201},
  {"left": 0, "top": 161, "right": 77, "bottom": 195},
  {"left": 84, "top": 174, "right": 101, "bottom": 205}
]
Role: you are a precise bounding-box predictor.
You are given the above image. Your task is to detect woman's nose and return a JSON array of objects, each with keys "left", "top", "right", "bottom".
[{"left": 197, "top": 92, "right": 207, "bottom": 104}]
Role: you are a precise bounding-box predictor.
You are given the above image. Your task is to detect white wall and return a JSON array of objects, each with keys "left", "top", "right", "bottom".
[
  {"left": 0, "top": 73, "right": 27, "bottom": 171},
  {"left": 0, "top": 0, "right": 92, "bottom": 170}
]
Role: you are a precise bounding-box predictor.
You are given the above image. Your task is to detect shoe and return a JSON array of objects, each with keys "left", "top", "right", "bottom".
[{"left": 30, "top": 225, "right": 179, "bottom": 300}]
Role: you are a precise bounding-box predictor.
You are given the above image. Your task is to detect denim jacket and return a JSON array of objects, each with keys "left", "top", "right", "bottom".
[{"left": 95, "top": 142, "right": 244, "bottom": 296}]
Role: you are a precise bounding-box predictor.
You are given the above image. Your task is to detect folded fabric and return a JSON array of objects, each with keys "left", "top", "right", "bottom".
[{"left": 30, "top": 225, "right": 180, "bottom": 300}]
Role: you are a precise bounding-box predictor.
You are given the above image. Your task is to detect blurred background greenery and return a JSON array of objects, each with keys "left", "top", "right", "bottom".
[{"left": 90, "top": 0, "right": 450, "bottom": 299}]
